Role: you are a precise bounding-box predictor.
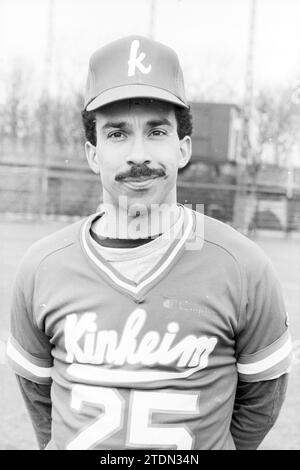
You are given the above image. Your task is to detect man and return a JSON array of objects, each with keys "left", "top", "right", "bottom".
[{"left": 7, "top": 35, "right": 291, "bottom": 450}]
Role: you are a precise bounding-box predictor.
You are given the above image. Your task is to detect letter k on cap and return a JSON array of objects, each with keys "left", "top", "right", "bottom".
[{"left": 127, "top": 39, "right": 152, "bottom": 77}]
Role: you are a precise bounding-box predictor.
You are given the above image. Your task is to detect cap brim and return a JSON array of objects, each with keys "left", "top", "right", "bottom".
[{"left": 86, "top": 84, "right": 188, "bottom": 111}]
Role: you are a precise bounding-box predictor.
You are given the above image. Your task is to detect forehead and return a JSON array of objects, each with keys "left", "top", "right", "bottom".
[{"left": 95, "top": 99, "right": 176, "bottom": 124}]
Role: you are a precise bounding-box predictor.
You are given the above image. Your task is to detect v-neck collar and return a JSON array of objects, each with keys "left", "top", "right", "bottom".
[{"left": 80, "top": 206, "right": 195, "bottom": 302}]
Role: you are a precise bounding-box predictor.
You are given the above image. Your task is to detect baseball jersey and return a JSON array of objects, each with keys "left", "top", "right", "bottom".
[{"left": 6, "top": 207, "right": 292, "bottom": 450}]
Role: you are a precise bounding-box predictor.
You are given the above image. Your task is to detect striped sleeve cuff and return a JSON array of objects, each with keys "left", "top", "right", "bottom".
[
  {"left": 6, "top": 336, "right": 53, "bottom": 384},
  {"left": 237, "top": 330, "right": 292, "bottom": 382}
]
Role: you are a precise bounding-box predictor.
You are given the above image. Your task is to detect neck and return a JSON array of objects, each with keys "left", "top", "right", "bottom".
[{"left": 93, "top": 201, "right": 181, "bottom": 239}]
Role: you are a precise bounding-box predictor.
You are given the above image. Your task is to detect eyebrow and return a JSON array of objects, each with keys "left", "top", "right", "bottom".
[
  {"left": 146, "top": 118, "right": 173, "bottom": 128},
  {"left": 101, "top": 117, "right": 173, "bottom": 132},
  {"left": 101, "top": 121, "right": 127, "bottom": 131}
]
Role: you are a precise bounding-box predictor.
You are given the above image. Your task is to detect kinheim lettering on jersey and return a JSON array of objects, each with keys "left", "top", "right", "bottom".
[{"left": 64, "top": 309, "right": 217, "bottom": 374}]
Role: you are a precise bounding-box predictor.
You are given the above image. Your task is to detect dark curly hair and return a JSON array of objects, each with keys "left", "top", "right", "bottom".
[{"left": 81, "top": 99, "right": 193, "bottom": 146}]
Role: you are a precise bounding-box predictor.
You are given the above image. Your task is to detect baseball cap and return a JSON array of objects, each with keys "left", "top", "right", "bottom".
[{"left": 84, "top": 35, "right": 188, "bottom": 111}]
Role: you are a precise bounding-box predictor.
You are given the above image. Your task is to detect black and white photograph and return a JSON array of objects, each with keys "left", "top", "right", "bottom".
[{"left": 0, "top": 0, "right": 299, "bottom": 452}]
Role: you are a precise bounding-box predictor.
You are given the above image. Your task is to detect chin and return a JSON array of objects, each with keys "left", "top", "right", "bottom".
[{"left": 136, "top": 189, "right": 171, "bottom": 206}]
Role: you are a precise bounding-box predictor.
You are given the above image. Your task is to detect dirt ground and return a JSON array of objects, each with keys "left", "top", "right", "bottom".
[{"left": 0, "top": 219, "right": 299, "bottom": 450}]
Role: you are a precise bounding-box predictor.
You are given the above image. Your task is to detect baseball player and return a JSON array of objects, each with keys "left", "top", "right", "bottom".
[{"left": 7, "top": 36, "right": 292, "bottom": 450}]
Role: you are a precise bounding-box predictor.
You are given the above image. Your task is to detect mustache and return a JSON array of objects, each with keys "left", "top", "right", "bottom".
[{"left": 115, "top": 164, "right": 166, "bottom": 181}]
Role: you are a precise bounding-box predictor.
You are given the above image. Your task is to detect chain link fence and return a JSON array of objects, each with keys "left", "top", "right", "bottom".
[{"left": 1, "top": 161, "right": 300, "bottom": 236}]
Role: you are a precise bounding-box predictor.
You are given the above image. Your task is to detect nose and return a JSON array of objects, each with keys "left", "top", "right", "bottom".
[{"left": 126, "top": 135, "right": 151, "bottom": 166}]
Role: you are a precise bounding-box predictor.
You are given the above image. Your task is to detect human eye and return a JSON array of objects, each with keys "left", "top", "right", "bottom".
[
  {"left": 149, "top": 129, "right": 167, "bottom": 137},
  {"left": 107, "top": 131, "right": 126, "bottom": 141}
]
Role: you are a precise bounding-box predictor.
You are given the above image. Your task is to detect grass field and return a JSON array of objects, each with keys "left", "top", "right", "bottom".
[{"left": 0, "top": 219, "right": 299, "bottom": 450}]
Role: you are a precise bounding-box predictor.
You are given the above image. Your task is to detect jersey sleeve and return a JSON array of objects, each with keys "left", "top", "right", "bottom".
[
  {"left": 6, "top": 253, "right": 53, "bottom": 385},
  {"left": 236, "top": 258, "right": 292, "bottom": 382}
]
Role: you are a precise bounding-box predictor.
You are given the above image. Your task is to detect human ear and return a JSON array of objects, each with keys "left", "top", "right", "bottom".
[
  {"left": 85, "top": 141, "right": 100, "bottom": 174},
  {"left": 178, "top": 136, "right": 192, "bottom": 169}
]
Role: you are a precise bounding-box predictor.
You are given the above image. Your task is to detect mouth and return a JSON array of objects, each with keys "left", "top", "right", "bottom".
[
  {"left": 120, "top": 175, "right": 161, "bottom": 190},
  {"left": 123, "top": 175, "right": 159, "bottom": 182}
]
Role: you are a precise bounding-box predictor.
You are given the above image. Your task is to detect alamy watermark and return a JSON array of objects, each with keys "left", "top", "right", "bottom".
[{"left": 96, "top": 198, "right": 205, "bottom": 251}]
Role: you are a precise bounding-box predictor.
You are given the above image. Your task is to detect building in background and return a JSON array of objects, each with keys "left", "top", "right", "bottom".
[
  {"left": 177, "top": 102, "right": 300, "bottom": 234},
  {"left": 190, "top": 102, "right": 242, "bottom": 165}
]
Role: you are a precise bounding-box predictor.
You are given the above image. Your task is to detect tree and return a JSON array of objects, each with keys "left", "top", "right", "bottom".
[
  {"left": 254, "top": 87, "right": 300, "bottom": 167},
  {"left": 3, "top": 60, "right": 37, "bottom": 156}
]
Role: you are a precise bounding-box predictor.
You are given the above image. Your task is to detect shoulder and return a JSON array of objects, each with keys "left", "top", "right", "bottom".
[
  {"left": 191, "top": 209, "right": 270, "bottom": 277},
  {"left": 15, "top": 218, "right": 87, "bottom": 282}
]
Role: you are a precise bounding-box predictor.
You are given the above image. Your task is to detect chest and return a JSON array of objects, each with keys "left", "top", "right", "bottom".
[{"left": 33, "top": 252, "right": 241, "bottom": 371}]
